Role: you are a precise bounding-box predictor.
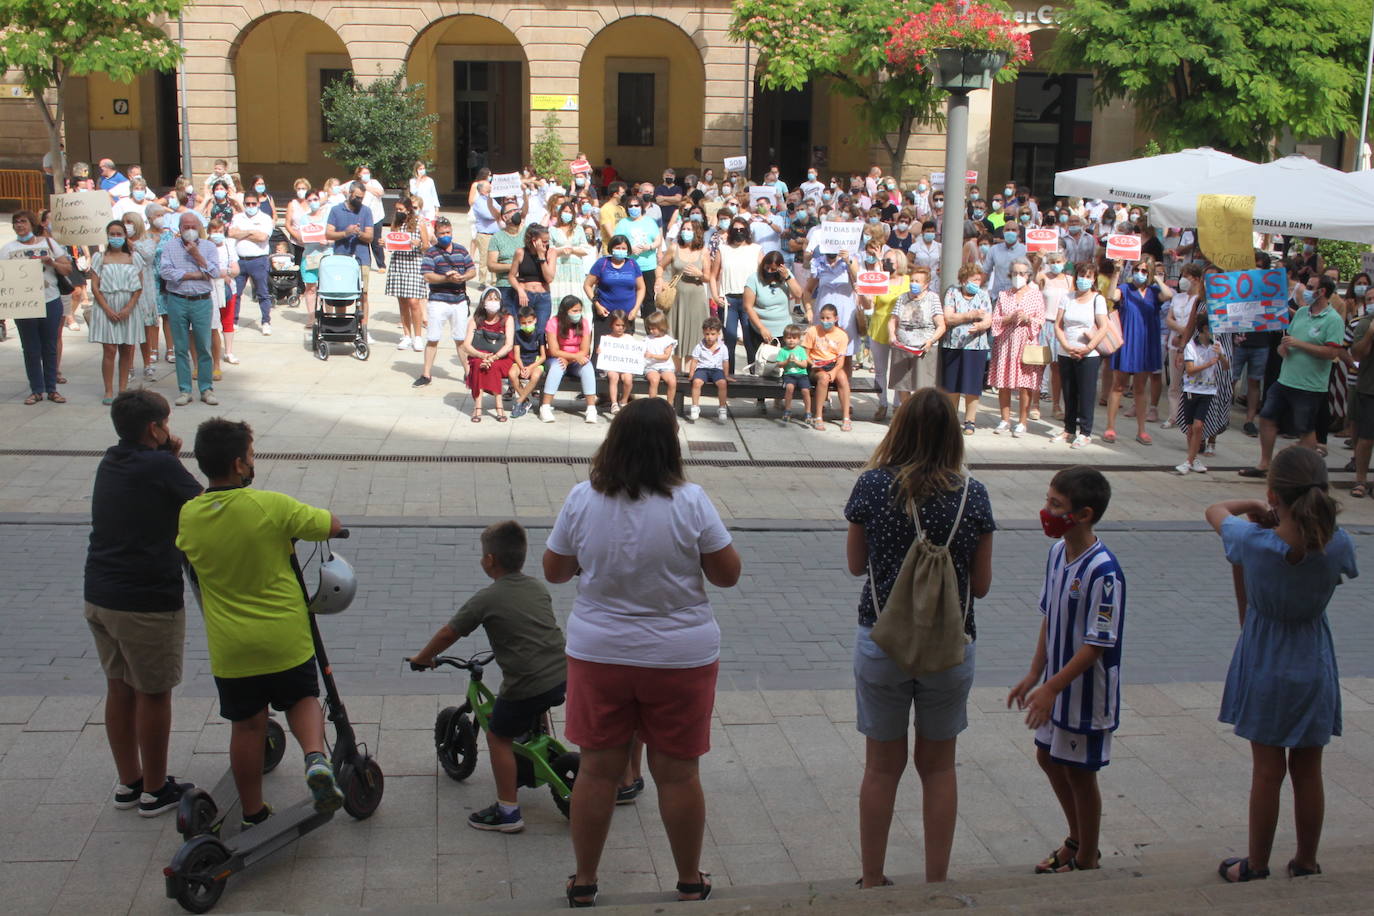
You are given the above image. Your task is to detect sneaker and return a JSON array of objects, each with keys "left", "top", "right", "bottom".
[
  {"left": 412, "top": 338, "right": 426, "bottom": 352},
  {"left": 223, "top": 354, "right": 240, "bottom": 366},
  {"left": 539, "top": 404, "right": 555, "bottom": 423},
  {"left": 1243, "top": 421, "right": 1259, "bottom": 437},
  {"left": 610, "top": 403, "right": 621, "bottom": 415},
  {"left": 366, "top": 332, "right": 377, "bottom": 345},
  {"left": 113, "top": 777, "right": 143, "bottom": 810},
  {"left": 397, "top": 335, "right": 412, "bottom": 350},
  {"left": 138, "top": 776, "right": 193, "bottom": 817},
  {"left": 1174, "top": 462, "right": 1192, "bottom": 475},
  {"left": 615, "top": 777, "right": 645, "bottom": 805},
  {"left": 305, "top": 758, "right": 344, "bottom": 815},
  {"left": 584, "top": 405, "right": 599, "bottom": 424},
  {"left": 174, "top": 392, "right": 192, "bottom": 406},
  {"left": 1012, "top": 423, "right": 1027, "bottom": 438},
  {"left": 412, "top": 375, "right": 432, "bottom": 388},
  {"left": 240, "top": 804, "right": 273, "bottom": 832},
  {"left": 262, "top": 324, "right": 272, "bottom": 336},
  {"left": 781, "top": 410, "right": 792, "bottom": 425},
  {"left": 143, "top": 367, "right": 157, "bottom": 380},
  {"left": 511, "top": 401, "right": 529, "bottom": 419},
  {"left": 688, "top": 405, "right": 701, "bottom": 421},
  {"left": 717, "top": 407, "right": 729, "bottom": 423},
  {"left": 1191, "top": 459, "right": 1209, "bottom": 473},
  {"left": 993, "top": 420, "right": 1011, "bottom": 434},
  {"left": 1070, "top": 434, "right": 1090, "bottom": 449},
  {"left": 468, "top": 802, "right": 525, "bottom": 833},
  {"left": 200, "top": 390, "right": 218, "bottom": 406}
]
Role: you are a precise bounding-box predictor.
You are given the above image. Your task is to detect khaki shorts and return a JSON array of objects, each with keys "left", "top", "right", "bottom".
[{"left": 84, "top": 602, "right": 185, "bottom": 694}]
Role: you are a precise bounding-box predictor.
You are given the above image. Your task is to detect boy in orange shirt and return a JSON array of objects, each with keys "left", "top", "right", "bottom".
[{"left": 801, "top": 303, "right": 851, "bottom": 430}]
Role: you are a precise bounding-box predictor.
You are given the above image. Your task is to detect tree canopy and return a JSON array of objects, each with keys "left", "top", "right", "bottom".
[
  {"left": 321, "top": 69, "right": 438, "bottom": 188},
  {"left": 1050, "top": 0, "right": 1370, "bottom": 161}
]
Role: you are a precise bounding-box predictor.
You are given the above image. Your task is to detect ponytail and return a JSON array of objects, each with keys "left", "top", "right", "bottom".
[{"left": 1268, "top": 446, "right": 1340, "bottom": 551}]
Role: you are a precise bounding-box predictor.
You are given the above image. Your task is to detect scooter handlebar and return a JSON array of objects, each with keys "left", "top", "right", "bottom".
[{"left": 335, "top": 528, "right": 350, "bottom": 539}]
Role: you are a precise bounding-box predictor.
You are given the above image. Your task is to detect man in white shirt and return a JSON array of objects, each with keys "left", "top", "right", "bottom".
[
  {"left": 749, "top": 198, "right": 785, "bottom": 255},
  {"left": 799, "top": 168, "right": 824, "bottom": 204},
  {"left": 229, "top": 190, "right": 276, "bottom": 333}
]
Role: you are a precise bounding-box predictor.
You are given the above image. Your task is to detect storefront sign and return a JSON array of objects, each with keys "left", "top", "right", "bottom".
[
  {"left": 1025, "top": 228, "right": 1059, "bottom": 253},
  {"left": 49, "top": 191, "right": 111, "bottom": 246},
  {"left": 489, "top": 172, "right": 522, "bottom": 199},
  {"left": 597, "top": 334, "right": 646, "bottom": 375},
  {"left": 1105, "top": 234, "right": 1141, "bottom": 261},
  {"left": 856, "top": 271, "right": 890, "bottom": 295},
  {"left": 384, "top": 231, "right": 413, "bottom": 252},
  {"left": 531, "top": 94, "right": 578, "bottom": 111},
  {"left": 1012, "top": 4, "right": 1063, "bottom": 25},
  {"left": 1204, "top": 269, "right": 1289, "bottom": 333},
  {"left": 0, "top": 258, "right": 46, "bottom": 319}
]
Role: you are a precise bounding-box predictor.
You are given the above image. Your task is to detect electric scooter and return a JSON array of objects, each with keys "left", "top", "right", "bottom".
[{"left": 163, "top": 530, "right": 384, "bottom": 914}]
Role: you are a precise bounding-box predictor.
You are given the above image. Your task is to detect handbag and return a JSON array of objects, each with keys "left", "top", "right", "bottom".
[
  {"left": 304, "top": 251, "right": 325, "bottom": 271},
  {"left": 50, "top": 239, "right": 75, "bottom": 295},
  {"left": 1021, "top": 344, "right": 1052, "bottom": 365},
  {"left": 655, "top": 273, "right": 680, "bottom": 311},
  {"left": 753, "top": 337, "right": 783, "bottom": 378},
  {"left": 1097, "top": 299, "right": 1124, "bottom": 356}
]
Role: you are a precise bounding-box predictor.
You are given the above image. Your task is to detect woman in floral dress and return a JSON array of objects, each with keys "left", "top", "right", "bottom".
[{"left": 987, "top": 255, "right": 1045, "bottom": 437}]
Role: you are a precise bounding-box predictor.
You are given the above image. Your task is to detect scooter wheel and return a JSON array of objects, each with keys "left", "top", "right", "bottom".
[
  {"left": 342, "top": 755, "right": 384, "bottom": 820},
  {"left": 435, "top": 707, "right": 478, "bottom": 781},
  {"left": 263, "top": 718, "right": 286, "bottom": 774},
  {"left": 548, "top": 751, "right": 580, "bottom": 820},
  {"left": 177, "top": 789, "right": 219, "bottom": 841},
  {"left": 170, "top": 837, "right": 230, "bottom": 913}
]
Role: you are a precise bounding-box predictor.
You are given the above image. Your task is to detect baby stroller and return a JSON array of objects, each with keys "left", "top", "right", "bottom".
[
  {"left": 267, "top": 260, "right": 301, "bottom": 308},
  {"left": 313, "top": 254, "right": 369, "bottom": 361}
]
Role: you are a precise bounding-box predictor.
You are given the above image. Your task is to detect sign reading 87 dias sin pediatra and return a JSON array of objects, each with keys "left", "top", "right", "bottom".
[
  {"left": 49, "top": 192, "right": 112, "bottom": 246},
  {"left": 596, "top": 334, "right": 646, "bottom": 375},
  {"left": 0, "top": 257, "right": 47, "bottom": 319}
]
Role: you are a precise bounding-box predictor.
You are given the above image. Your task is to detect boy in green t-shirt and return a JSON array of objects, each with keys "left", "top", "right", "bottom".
[
  {"left": 409, "top": 521, "right": 567, "bottom": 834},
  {"left": 177, "top": 419, "right": 345, "bottom": 830},
  {"left": 775, "top": 323, "right": 812, "bottom": 425}
]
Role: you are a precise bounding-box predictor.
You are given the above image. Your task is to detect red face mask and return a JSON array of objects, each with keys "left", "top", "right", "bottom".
[{"left": 1039, "top": 508, "right": 1077, "bottom": 539}]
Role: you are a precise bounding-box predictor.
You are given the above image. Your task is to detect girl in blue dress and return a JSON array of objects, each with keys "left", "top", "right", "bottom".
[
  {"left": 1104, "top": 256, "right": 1173, "bottom": 445},
  {"left": 1204, "top": 446, "right": 1357, "bottom": 884}
]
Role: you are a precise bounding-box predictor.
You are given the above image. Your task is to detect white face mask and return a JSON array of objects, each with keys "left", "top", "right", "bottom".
[
  {"left": 1179, "top": 277, "right": 1192, "bottom": 292},
  {"left": 1011, "top": 275, "right": 1028, "bottom": 289},
  {"left": 484, "top": 301, "right": 500, "bottom": 313}
]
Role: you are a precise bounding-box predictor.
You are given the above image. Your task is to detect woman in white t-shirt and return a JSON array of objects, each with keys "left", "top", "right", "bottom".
[
  {"left": 544, "top": 399, "right": 741, "bottom": 907},
  {"left": 1162, "top": 263, "right": 1203, "bottom": 431},
  {"left": 1053, "top": 262, "right": 1111, "bottom": 448},
  {"left": 409, "top": 160, "right": 440, "bottom": 224}
]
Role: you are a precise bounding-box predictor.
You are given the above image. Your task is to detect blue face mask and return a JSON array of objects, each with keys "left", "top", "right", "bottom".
[
  {"left": 820, "top": 319, "right": 835, "bottom": 330},
  {"left": 1058, "top": 214, "right": 1069, "bottom": 224},
  {"left": 437, "top": 234, "right": 452, "bottom": 246},
  {"left": 1302, "top": 288, "right": 1315, "bottom": 304},
  {"left": 560, "top": 211, "right": 572, "bottom": 223},
  {"left": 973, "top": 210, "right": 985, "bottom": 220},
  {"left": 107, "top": 235, "right": 125, "bottom": 248},
  {"left": 1076, "top": 276, "right": 1093, "bottom": 291},
  {"left": 922, "top": 232, "right": 936, "bottom": 243},
  {"left": 254, "top": 183, "right": 266, "bottom": 194},
  {"left": 910, "top": 281, "right": 923, "bottom": 295},
  {"left": 133, "top": 189, "right": 147, "bottom": 202},
  {"left": 245, "top": 205, "right": 259, "bottom": 217},
  {"left": 691, "top": 213, "right": 704, "bottom": 223},
  {"left": 978, "top": 244, "right": 990, "bottom": 255},
  {"left": 1134, "top": 272, "right": 1150, "bottom": 286},
  {"left": 214, "top": 189, "right": 227, "bottom": 201},
  {"left": 1068, "top": 225, "right": 1082, "bottom": 235},
  {"left": 627, "top": 206, "right": 642, "bottom": 219},
  {"left": 822, "top": 193, "right": 833, "bottom": 202},
  {"left": 16, "top": 231, "right": 34, "bottom": 242},
  {"left": 864, "top": 253, "right": 877, "bottom": 265},
  {"left": 581, "top": 203, "right": 593, "bottom": 215},
  {"left": 964, "top": 281, "right": 980, "bottom": 295},
  {"left": 1048, "top": 262, "right": 1063, "bottom": 275},
  {"left": 209, "top": 232, "right": 225, "bottom": 245},
  {"left": 612, "top": 248, "right": 628, "bottom": 260},
  {"left": 680, "top": 230, "right": 695, "bottom": 243},
  {"left": 1004, "top": 231, "right": 1019, "bottom": 245}
]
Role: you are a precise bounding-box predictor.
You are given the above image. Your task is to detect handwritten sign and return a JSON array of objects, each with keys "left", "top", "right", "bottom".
[
  {"left": 965, "top": 170, "right": 978, "bottom": 184},
  {"left": 930, "top": 172, "right": 945, "bottom": 188},
  {"left": 597, "top": 334, "right": 646, "bottom": 375},
  {"left": 384, "top": 231, "right": 413, "bottom": 252},
  {"left": 1105, "top": 234, "right": 1142, "bottom": 261},
  {"left": 1203, "top": 268, "right": 1290, "bottom": 333},
  {"left": 748, "top": 186, "right": 776, "bottom": 208},
  {"left": 724, "top": 155, "right": 747, "bottom": 174},
  {"left": 300, "top": 223, "right": 326, "bottom": 244},
  {"left": 0, "top": 258, "right": 47, "bottom": 319},
  {"left": 1025, "top": 228, "right": 1059, "bottom": 253},
  {"left": 570, "top": 157, "right": 592, "bottom": 176},
  {"left": 856, "top": 271, "right": 890, "bottom": 295},
  {"left": 489, "top": 172, "right": 522, "bottom": 199},
  {"left": 1362, "top": 251, "right": 1374, "bottom": 278},
  {"left": 49, "top": 192, "right": 111, "bottom": 246},
  {"left": 818, "top": 221, "right": 865, "bottom": 255}
]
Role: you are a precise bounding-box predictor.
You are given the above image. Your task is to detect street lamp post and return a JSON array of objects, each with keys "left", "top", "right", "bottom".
[{"left": 933, "top": 49, "right": 1007, "bottom": 297}]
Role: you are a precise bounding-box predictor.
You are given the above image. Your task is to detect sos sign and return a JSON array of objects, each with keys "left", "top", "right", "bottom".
[{"left": 1203, "top": 269, "right": 1285, "bottom": 306}]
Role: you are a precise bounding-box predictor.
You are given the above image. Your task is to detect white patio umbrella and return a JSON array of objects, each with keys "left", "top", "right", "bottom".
[
  {"left": 1053, "top": 147, "right": 1253, "bottom": 203},
  {"left": 1149, "top": 154, "right": 1374, "bottom": 244}
]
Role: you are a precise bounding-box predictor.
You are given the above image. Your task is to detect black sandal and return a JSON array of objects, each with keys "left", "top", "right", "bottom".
[
  {"left": 1287, "top": 859, "right": 1322, "bottom": 878},
  {"left": 1035, "top": 837, "right": 1079, "bottom": 874},
  {"left": 675, "top": 872, "right": 712, "bottom": 901},
  {"left": 854, "top": 877, "right": 894, "bottom": 888},
  {"left": 1218, "top": 856, "right": 1269, "bottom": 883},
  {"left": 566, "top": 875, "right": 598, "bottom": 908},
  {"left": 1237, "top": 467, "right": 1267, "bottom": 478}
]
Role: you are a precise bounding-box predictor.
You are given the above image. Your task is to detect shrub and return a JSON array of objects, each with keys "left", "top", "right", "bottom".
[{"left": 322, "top": 68, "right": 438, "bottom": 188}]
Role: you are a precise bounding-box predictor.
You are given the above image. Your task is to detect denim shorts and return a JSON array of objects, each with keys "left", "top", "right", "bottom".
[
  {"left": 1231, "top": 344, "right": 1268, "bottom": 382},
  {"left": 853, "top": 626, "right": 974, "bottom": 742},
  {"left": 694, "top": 367, "right": 725, "bottom": 384},
  {"left": 782, "top": 373, "right": 812, "bottom": 390},
  {"left": 1258, "top": 381, "right": 1323, "bottom": 435}
]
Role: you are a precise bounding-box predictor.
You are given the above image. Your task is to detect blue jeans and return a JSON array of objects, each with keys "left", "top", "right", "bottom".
[
  {"left": 544, "top": 357, "right": 596, "bottom": 398},
  {"left": 235, "top": 255, "right": 272, "bottom": 324},
  {"left": 499, "top": 285, "right": 521, "bottom": 316},
  {"left": 525, "top": 291, "right": 552, "bottom": 331},
  {"left": 16, "top": 297, "right": 62, "bottom": 395},
  {"left": 165, "top": 292, "right": 214, "bottom": 394},
  {"left": 723, "top": 293, "right": 745, "bottom": 374}
]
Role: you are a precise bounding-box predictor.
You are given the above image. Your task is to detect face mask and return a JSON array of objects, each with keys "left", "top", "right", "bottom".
[
  {"left": 295, "top": 188, "right": 307, "bottom": 200},
  {"left": 436, "top": 234, "right": 452, "bottom": 247},
  {"left": 1011, "top": 275, "right": 1028, "bottom": 289},
  {"left": 1048, "top": 263, "right": 1063, "bottom": 275},
  {"left": 680, "top": 230, "right": 695, "bottom": 244},
  {"left": 240, "top": 461, "right": 256, "bottom": 489},
  {"left": 991, "top": 201, "right": 1002, "bottom": 211},
  {"left": 1019, "top": 214, "right": 1031, "bottom": 223},
  {"left": 133, "top": 189, "right": 147, "bottom": 202},
  {"left": 864, "top": 253, "right": 877, "bottom": 265},
  {"left": 896, "top": 222, "right": 910, "bottom": 233},
  {"left": 560, "top": 211, "right": 572, "bottom": 223},
  {"left": 820, "top": 319, "right": 835, "bottom": 330},
  {"left": 308, "top": 200, "right": 321, "bottom": 212},
  {"left": 210, "top": 232, "right": 225, "bottom": 245},
  {"left": 970, "top": 191, "right": 981, "bottom": 201},
  {"left": 245, "top": 205, "right": 260, "bottom": 217},
  {"left": 107, "top": 235, "right": 125, "bottom": 248},
  {"left": 167, "top": 194, "right": 178, "bottom": 208},
  {"left": 627, "top": 206, "right": 641, "bottom": 219},
  {"left": 1179, "top": 276, "right": 1192, "bottom": 292},
  {"left": 1005, "top": 188, "right": 1016, "bottom": 197},
  {"left": 807, "top": 172, "right": 817, "bottom": 181},
  {"left": 977, "top": 244, "right": 990, "bottom": 256},
  {"left": 581, "top": 203, "right": 593, "bottom": 215},
  {"left": 574, "top": 177, "right": 586, "bottom": 187},
  {"left": 1129, "top": 213, "right": 1141, "bottom": 222},
  {"left": 886, "top": 181, "right": 896, "bottom": 190},
  {"left": 348, "top": 198, "right": 362, "bottom": 212},
  {"left": 1004, "top": 232, "right": 1019, "bottom": 245},
  {"left": 1075, "top": 276, "right": 1093, "bottom": 292},
  {"left": 1356, "top": 284, "right": 1369, "bottom": 297},
  {"left": 933, "top": 199, "right": 944, "bottom": 208},
  {"left": 359, "top": 173, "right": 371, "bottom": 183},
  {"left": 717, "top": 220, "right": 730, "bottom": 231},
  {"left": 517, "top": 323, "right": 537, "bottom": 335},
  {"left": 922, "top": 231, "right": 936, "bottom": 243},
  {"left": 867, "top": 216, "right": 879, "bottom": 225},
  {"left": 1134, "top": 272, "right": 1149, "bottom": 286},
  {"left": 822, "top": 193, "right": 832, "bottom": 202},
  {"left": 690, "top": 214, "right": 704, "bottom": 223},
  {"left": 16, "top": 231, "right": 34, "bottom": 243},
  {"left": 972, "top": 210, "right": 985, "bottom": 220},
  {"left": 181, "top": 228, "right": 199, "bottom": 243},
  {"left": 1039, "top": 508, "right": 1076, "bottom": 539},
  {"left": 1069, "top": 225, "right": 1082, "bottom": 235},
  {"left": 917, "top": 183, "right": 928, "bottom": 193},
  {"left": 910, "top": 281, "right": 923, "bottom": 295},
  {"left": 1303, "top": 244, "right": 1315, "bottom": 254},
  {"left": 964, "top": 281, "right": 980, "bottom": 295},
  {"left": 254, "top": 184, "right": 266, "bottom": 194},
  {"left": 729, "top": 227, "right": 747, "bottom": 241},
  {"left": 568, "top": 311, "right": 583, "bottom": 323},
  {"left": 612, "top": 248, "right": 628, "bottom": 259},
  {"left": 1302, "top": 288, "right": 1315, "bottom": 304},
  {"left": 1058, "top": 215, "right": 1069, "bottom": 224}
]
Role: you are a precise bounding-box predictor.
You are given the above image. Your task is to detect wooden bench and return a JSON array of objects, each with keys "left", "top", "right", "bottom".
[{"left": 546, "top": 370, "right": 879, "bottom": 414}]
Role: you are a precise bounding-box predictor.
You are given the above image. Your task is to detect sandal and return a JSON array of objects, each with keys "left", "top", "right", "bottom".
[
  {"left": 1345, "top": 458, "right": 1356, "bottom": 472},
  {"left": 1136, "top": 432, "right": 1153, "bottom": 445},
  {"left": 962, "top": 421, "right": 975, "bottom": 436},
  {"left": 1146, "top": 407, "right": 1159, "bottom": 423},
  {"left": 811, "top": 418, "right": 826, "bottom": 431},
  {"left": 675, "top": 872, "right": 712, "bottom": 902},
  {"left": 471, "top": 414, "right": 482, "bottom": 423},
  {"left": 1102, "top": 429, "right": 1117, "bottom": 443},
  {"left": 841, "top": 419, "right": 853, "bottom": 432},
  {"left": 47, "top": 392, "right": 67, "bottom": 403},
  {"left": 1035, "top": 837, "right": 1079, "bottom": 874},
  {"left": 1351, "top": 483, "right": 1368, "bottom": 499},
  {"left": 56, "top": 375, "right": 68, "bottom": 385},
  {"left": 1237, "top": 467, "right": 1267, "bottom": 478},
  {"left": 1286, "top": 859, "right": 1321, "bottom": 878},
  {"left": 1055, "top": 856, "right": 1101, "bottom": 873},
  {"left": 24, "top": 393, "right": 41, "bottom": 405},
  {"left": 854, "top": 877, "right": 894, "bottom": 888},
  {"left": 495, "top": 414, "right": 508, "bottom": 422},
  {"left": 1218, "top": 856, "right": 1269, "bottom": 883},
  {"left": 566, "top": 875, "right": 598, "bottom": 908}
]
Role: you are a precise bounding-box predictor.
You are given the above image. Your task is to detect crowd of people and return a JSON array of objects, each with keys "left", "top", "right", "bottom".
[{"left": 7, "top": 154, "right": 1370, "bottom": 482}]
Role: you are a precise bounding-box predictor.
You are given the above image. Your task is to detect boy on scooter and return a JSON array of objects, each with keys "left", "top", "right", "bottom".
[
  {"left": 177, "top": 418, "right": 346, "bottom": 830},
  {"left": 409, "top": 520, "right": 567, "bottom": 833}
]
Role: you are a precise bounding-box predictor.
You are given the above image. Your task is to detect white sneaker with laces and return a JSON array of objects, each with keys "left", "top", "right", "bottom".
[
  {"left": 538, "top": 404, "right": 555, "bottom": 423},
  {"left": 1071, "top": 434, "right": 1090, "bottom": 449},
  {"left": 585, "top": 405, "right": 598, "bottom": 424},
  {"left": 993, "top": 420, "right": 1011, "bottom": 434},
  {"left": 412, "top": 338, "right": 426, "bottom": 352},
  {"left": 1012, "top": 422, "right": 1027, "bottom": 438},
  {"left": 1190, "top": 459, "right": 1208, "bottom": 473},
  {"left": 688, "top": 405, "right": 701, "bottom": 421},
  {"left": 397, "top": 336, "right": 411, "bottom": 350},
  {"left": 717, "top": 407, "right": 729, "bottom": 423},
  {"left": 262, "top": 324, "right": 272, "bottom": 336},
  {"left": 1174, "top": 462, "right": 1192, "bottom": 475},
  {"left": 223, "top": 354, "right": 240, "bottom": 365}
]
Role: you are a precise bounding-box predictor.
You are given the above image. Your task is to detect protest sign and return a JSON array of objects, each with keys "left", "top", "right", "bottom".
[
  {"left": 570, "top": 157, "right": 592, "bottom": 176},
  {"left": 1025, "top": 228, "right": 1059, "bottom": 253},
  {"left": 596, "top": 334, "right": 646, "bottom": 375},
  {"left": 384, "top": 231, "right": 413, "bottom": 252},
  {"left": 1203, "top": 268, "right": 1289, "bottom": 333},
  {"left": 724, "top": 155, "right": 747, "bottom": 174},
  {"left": 489, "top": 172, "right": 521, "bottom": 198},
  {"left": 0, "top": 258, "right": 46, "bottom": 319},
  {"left": 300, "top": 223, "right": 326, "bottom": 244},
  {"left": 855, "top": 271, "right": 890, "bottom": 295},
  {"left": 965, "top": 170, "right": 978, "bottom": 183},
  {"left": 818, "top": 222, "right": 865, "bottom": 255},
  {"left": 49, "top": 192, "right": 111, "bottom": 246},
  {"left": 1105, "top": 234, "right": 1142, "bottom": 260},
  {"left": 748, "top": 186, "right": 776, "bottom": 207},
  {"left": 930, "top": 172, "right": 946, "bottom": 188},
  {"left": 1362, "top": 251, "right": 1374, "bottom": 278}
]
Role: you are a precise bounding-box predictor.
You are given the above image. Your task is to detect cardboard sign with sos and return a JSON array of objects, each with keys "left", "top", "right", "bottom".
[
  {"left": 384, "top": 231, "right": 413, "bottom": 252},
  {"left": 300, "top": 223, "right": 326, "bottom": 244},
  {"left": 570, "top": 157, "right": 592, "bottom": 176},
  {"left": 1105, "top": 234, "right": 1142, "bottom": 261},
  {"left": 1204, "top": 269, "right": 1289, "bottom": 333},
  {"left": 856, "top": 271, "right": 890, "bottom": 295},
  {"left": 1025, "top": 228, "right": 1059, "bottom": 253}
]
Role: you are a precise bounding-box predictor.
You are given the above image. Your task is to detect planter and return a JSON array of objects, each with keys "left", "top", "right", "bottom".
[{"left": 930, "top": 48, "right": 1008, "bottom": 91}]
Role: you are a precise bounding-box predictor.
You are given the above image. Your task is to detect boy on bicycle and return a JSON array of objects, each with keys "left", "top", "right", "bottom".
[{"left": 409, "top": 520, "right": 567, "bottom": 833}]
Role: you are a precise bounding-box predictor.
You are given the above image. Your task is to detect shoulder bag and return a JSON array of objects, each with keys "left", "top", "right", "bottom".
[{"left": 655, "top": 272, "right": 680, "bottom": 312}]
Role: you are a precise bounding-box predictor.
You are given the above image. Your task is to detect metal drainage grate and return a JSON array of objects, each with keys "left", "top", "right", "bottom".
[{"left": 688, "top": 441, "right": 738, "bottom": 453}]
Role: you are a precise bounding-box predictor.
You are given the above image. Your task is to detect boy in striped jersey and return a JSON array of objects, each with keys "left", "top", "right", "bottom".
[{"left": 1008, "top": 467, "right": 1124, "bottom": 873}]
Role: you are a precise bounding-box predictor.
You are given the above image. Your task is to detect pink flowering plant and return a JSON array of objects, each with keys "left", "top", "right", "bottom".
[{"left": 885, "top": 1, "right": 1032, "bottom": 74}]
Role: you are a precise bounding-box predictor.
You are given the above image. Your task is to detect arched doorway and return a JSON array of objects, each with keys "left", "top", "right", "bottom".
[
  {"left": 407, "top": 16, "right": 528, "bottom": 194},
  {"left": 579, "top": 16, "right": 705, "bottom": 183},
  {"left": 232, "top": 12, "right": 351, "bottom": 188}
]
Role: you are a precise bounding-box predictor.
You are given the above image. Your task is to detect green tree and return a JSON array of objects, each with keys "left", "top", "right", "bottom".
[
  {"left": 0, "top": 0, "right": 186, "bottom": 181},
  {"left": 321, "top": 68, "right": 438, "bottom": 188},
  {"left": 531, "top": 112, "right": 572, "bottom": 189},
  {"left": 730, "top": 0, "right": 945, "bottom": 181},
  {"left": 1050, "top": 0, "right": 1369, "bottom": 161}
]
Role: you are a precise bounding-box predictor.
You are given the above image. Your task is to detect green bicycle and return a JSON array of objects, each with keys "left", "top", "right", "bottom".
[{"left": 407, "top": 650, "right": 579, "bottom": 818}]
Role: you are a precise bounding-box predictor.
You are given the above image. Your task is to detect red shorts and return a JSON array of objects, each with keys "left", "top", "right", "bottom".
[
  {"left": 564, "top": 657, "right": 718, "bottom": 759},
  {"left": 220, "top": 292, "right": 237, "bottom": 333}
]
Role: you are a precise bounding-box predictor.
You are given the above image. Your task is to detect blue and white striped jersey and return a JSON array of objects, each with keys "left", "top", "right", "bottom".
[{"left": 1038, "top": 539, "right": 1125, "bottom": 733}]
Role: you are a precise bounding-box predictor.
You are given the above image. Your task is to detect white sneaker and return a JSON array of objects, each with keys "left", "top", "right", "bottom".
[
  {"left": 262, "top": 324, "right": 272, "bottom": 336},
  {"left": 688, "top": 405, "right": 701, "bottom": 421},
  {"left": 1070, "top": 434, "right": 1090, "bottom": 449},
  {"left": 1191, "top": 459, "right": 1208, "bottom": 473},
  {"left": 1012, "top": 423, "right": 1027, "bottom": 438},
  {"left": 993, "top": 420, "right": 1011, "bottom": 434},
  {"left": 584, "top": 405, "right": 598, "bottom": 424},
  {"left": 717, "top": 407, "right": 729, "bottom": 423},
  {"left": 412, "top": 338, "right": 426, "bottom": 352},
  {"left": 396, "top": 336, "right": 411, "bottom": 350},
  {"left": 538, "top": 404, "right": 555, "bottom": 423},
  {"left": 366, "top": 332, "right": 376, "bottom": 344},
  {"left": 223, "top": 354, "right": 240, "bottom": 366},
  {"left": 1174, "top": 461, "right": 1192, "bottom": 475}
]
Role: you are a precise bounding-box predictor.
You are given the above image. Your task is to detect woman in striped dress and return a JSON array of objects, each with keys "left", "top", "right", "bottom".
[
  {"left": 1173, "top": 268, "right": 1234, "bottom": 453},
  {"left": 88, "top": 221, "right": 145, "bottom": 404},
  {"left": 549, "top": 199, "right": 594, "bottom": 308},
  {"left": 385, "top": 195, "right": 432, "bottom": 352},
  {"left": 122, "top": 211, "right": 162, "bottom": 381}
]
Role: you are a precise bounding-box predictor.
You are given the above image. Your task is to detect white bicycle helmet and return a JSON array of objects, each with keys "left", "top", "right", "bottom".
[{"left": 309, "top": 552, "right": 357, "bottom": 614}]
